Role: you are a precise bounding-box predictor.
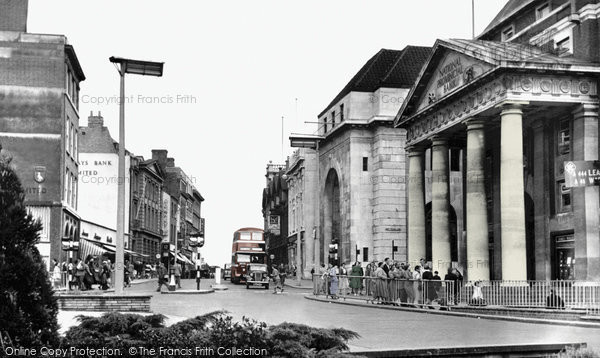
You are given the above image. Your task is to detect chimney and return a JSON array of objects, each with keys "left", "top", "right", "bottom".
[
  {"left": 166, "top": 157, "right": 175, "bottom": 168},
  {"left": 0, "top": 0, "right": 28, "bottom": 32},
  {"left": 151, "top": 149, "right": 168, "bottom": 170},
  {"left": 87, "top": 111, "right": 104, "bottom": 128}
]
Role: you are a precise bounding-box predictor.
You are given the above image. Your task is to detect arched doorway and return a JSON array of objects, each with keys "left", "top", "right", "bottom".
[
  {"left": 525, "top": 193, "right": 535, "bottom": 281},
  {"left": 323, "top": 169, "right": 341, "bottom": 266},
  {"left": 425, "top": 202, "right": 458, "bottom": 264}
]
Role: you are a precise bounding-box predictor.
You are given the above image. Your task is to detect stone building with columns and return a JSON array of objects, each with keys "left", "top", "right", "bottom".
[
  {"left": 396, "top": 0, "right": 600, "bottom": 282},
  {"left": 295, "top": 46, "right": 431, "bottom": 266}
]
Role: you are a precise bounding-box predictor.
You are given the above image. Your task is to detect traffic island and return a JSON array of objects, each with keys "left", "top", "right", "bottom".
[
  {"left": 160, "top": 289, "right": 214, "bottom": 295},
  {"left": 211, "top": 284, "right": 228, "bottom": 291}
]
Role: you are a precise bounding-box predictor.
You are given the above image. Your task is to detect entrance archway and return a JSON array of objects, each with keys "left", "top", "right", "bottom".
[{"left": 323, "top": 169, "right": 341, "bottom": 266}]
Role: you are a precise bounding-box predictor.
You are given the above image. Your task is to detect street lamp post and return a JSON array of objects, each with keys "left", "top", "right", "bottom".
[{"left": 109, "top": 56, "right": 164, "bottom": 295}]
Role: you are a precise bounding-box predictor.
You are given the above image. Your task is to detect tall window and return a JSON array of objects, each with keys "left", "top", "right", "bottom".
[
  {"left": 65, "top": 117, "right": 70, "bottom": 154},
  {"left": 558, "top": 118, "right": 570, "bottom": 155},
  {"left": 557, "top": 180, "right": 571, "bottom": 212},
  {"left": 340, "top": 104, "right": 344, "bottom": 122},
  {"left": 536, "top": 2, "right": 551, "bottom": 20},
  {"left": 556, "top": 37, "right": 571, "bottom": 55},
  {"left": 362, "top": 157, "right": 368, "bottom": 172},
  {"left": 323, "top": 117, "right": 328, "bottom": 134},
  {"left": 331, "top": 111, "right": 336, "bottom": 127}
]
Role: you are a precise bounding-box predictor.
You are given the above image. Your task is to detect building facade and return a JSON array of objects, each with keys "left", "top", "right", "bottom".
[
  {"left": 286, "top": 148, "right": 319, "bottom": 276},
  {"left": 152, "top": 149, "right": 204, "bottom": 264},
  {"left": 262, "top": 162, "right": 289, "bottom": 267},
  {"left": 303, "top": 46, "right": 431, "bottom": 267},
  {"left": 396, "top": 0, "right": 600, "bottom": 281},
  {"left": 130, "top": 156, "right": 164, "bottom": 259},
  {"left": 0, "top": 1, "right": 85, "bottom": 268}
]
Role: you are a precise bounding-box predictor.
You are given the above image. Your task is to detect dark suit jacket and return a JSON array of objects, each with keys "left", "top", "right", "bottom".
[{"left": 382, "top": 264, "right": 390, "bottom": 278}]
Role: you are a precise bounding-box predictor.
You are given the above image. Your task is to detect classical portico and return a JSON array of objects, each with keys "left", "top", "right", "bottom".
[{"left": 397, "top": 39, "right": 600, "bottom": 281}]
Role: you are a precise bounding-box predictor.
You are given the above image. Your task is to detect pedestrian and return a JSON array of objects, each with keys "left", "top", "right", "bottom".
[
  {"left": 374, "top": 262, "right": 389, "bottom": 304},
  {"left": 156, "top": 262, "right": 168, "bottom": 292},
  {"left": 318, "top": 264, "right": 327, "bottom": 294},
  {"left": 51, "top": 258, "right": 61, "bottom": 289},
  {"left": 271, "top": 264, "right": 282, "bottom": 294},
  {"left": 329, "top": 264, "right": 339, "bottom": 298},
  {"left": 412, "top": 265, "right": 423, "bottom": 305},
  {"left": 349, "top": 261, "right": 364, "bottom": 296},
  {"left": 67, "top": 258, "right": 75, "bottom": 290},
  {"left": 368, "top": 261, "right": 378, "bottom": 298},
  {"left": 173, "top": 260, "right": 182, "bottom": 289},
  {"left": 124, "top": 259, "right": 132, "bottom": 288},
  {"left": 404, "top": 264, "right": 414, "bottom": 304},
  {"left": 421, "top": 264, "right": 436, "bottom": 305},
  {"left": 75, "top": 258, "right": 85, "bottom": 290},
  {"left": 83, "top": 257, "right": 94, "bottom": 290},
  {"left": 546, "top": 289, "right": 565, "bottom": 309},
  {"left": 470, "top": 280, "right": 486, "bottom": 306},
  {"left": 100, "top": 260, "right": 111, "bottom": 290},
  {"left": 278, "top": 263, "right": 287, "bottom": 289},
  {"left": 338, "top": 262, "right": 349, "bottom": 296},
  {"left": 444, "top": 267, "right": 461, "bottom": 305},
  {"left": 397, "top": 263, "right": 410, "bottom": 304}
]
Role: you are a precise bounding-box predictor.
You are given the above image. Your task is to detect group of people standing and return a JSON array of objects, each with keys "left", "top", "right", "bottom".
[
  {"left": 50, "top": 255, "right": 123, "bottom": 291},
  {"left": 314, "top": 258, "right": 464, "bottom": 306}
]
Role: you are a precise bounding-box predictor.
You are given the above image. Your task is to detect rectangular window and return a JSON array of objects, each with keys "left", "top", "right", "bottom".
[
  {"left": 536, "top": 2, "right": 551, "bottom": 20},
  {"left": 558, "top": 118, "right": 570, "bottom": 155},
  {"left": 362, "top": 157, "right": 368, "bottom": 172},
  {"left": 331, "top": 111, "right": 336, "bottom": 127},
  {"left": 556, "top": 37, "right": 571, "bottom": 55},
  {"left": 65, "top": 117, "right": 70, "bottom": 154},
  {"left": 323, "top": 117, "right": 328, "bottom": 134},
  {"left": 501, "top": 25, "right": 514, "bottom": 42},
  {"left": 557, "top": 180, "right": 571, "bottom": 212},
  {"left": 340, "top": 104, "right": 344, "bottom": 122},
  {"left": 363, "top": 247, "right": 369, "bottom": 262}
]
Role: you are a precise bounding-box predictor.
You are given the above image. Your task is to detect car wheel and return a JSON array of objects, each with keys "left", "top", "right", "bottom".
[
  {"left": 246, "top": 284, "right": 249, "bottom": 289},
  {"left": 265, "top": 284, "right": 269, "bottom": 290}
]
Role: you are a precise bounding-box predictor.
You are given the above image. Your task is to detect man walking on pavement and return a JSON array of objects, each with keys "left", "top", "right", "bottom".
[
  {"left": 156, "top": 262, "right": 168, "bottom": 292},
  {"left": 271, "top": 264, "right": 282, "bottom": 294}
]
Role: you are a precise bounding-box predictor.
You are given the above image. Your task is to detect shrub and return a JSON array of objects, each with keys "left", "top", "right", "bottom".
[{"left": 62, "top": 311, "right": 363, "bottom": 357}]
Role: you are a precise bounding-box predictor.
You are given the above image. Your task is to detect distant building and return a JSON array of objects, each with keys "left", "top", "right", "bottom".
[
  {"left": 152, "top": 150, "right": 204, "bottom": 264},
  {"left": 78, "top": 112, "right": 132, "bottom": 258},
  {"left": 0, "top": 1, "right": 85, "bottom": 267},
  {"left": 129, "top": 156, "right": 165, "bottom": 260},
  {"left": 286, "top": 148, "right": 318, "bottom": 276},
  {"left": 262, "top": 162, "right": 289, "bottom": 267}
]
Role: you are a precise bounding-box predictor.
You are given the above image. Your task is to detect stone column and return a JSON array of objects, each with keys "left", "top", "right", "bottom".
[
  {"left": 499, "top": 102, "right": 528, "bottom": 281},
  {"left": 572, "top": 104, "right": 600, "bottom": 281},
  {"left": 532, "top": 120, "right": 550, "bottom": 280},
  {"left": 465, "top": 119, "right": 490, "bottom": 281},
  {"left": 407, "top": 146, "right": 426, "bottom": 267},
  {"left": 431, "top": 137, "right": 452, "bottom": 272}
]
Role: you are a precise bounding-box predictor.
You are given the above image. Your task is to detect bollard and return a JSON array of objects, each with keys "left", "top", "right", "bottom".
[
  {"left": 196, "top": 268, "right": 201, "bottom": 290},
  {"left": 215, "top": 267, "right": 222, "bottom": 285}
]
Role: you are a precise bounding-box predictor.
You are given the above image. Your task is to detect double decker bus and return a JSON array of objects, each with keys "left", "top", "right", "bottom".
[{"left": 231, "top": 228, "right": 266, "bottom": 284}]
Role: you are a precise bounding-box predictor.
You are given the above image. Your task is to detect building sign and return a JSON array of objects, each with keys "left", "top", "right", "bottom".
[
  {"left": 564, "top": 161, "right": 600, "bottom": 187},
  {"left": 269, "top": 215, "right": 280, "bottom": 235},
  {"left": 200, "top": 217, "right": 205, "bottom": 238},
  {"left": 418, "top": 51, "right": 491, "bottom": 111},
  {"left": 162, "top": 192, "right": 171, "bottom": 240}
]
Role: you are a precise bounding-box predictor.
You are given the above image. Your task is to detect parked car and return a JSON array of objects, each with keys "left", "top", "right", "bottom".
[
  {"left": 223, "top": 264, "right": 232, "bottom": 280},
  {"left": 245, "top": 263, "right": 269, "bottom": 289}
]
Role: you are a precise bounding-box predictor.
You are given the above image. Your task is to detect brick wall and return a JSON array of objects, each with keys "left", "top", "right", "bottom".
[{"left": 57, "top": 294, "right": 151, "bottom": 312}]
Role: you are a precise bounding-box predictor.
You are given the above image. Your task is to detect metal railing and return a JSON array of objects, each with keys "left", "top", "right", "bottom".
[
  {"left": 312, "top": 275, "right": 600, "bottom": 315},
  {"left": 456, "top": 280, "right": 600, "bottom": 313},
  {"left": 312, "top": 274, "right": 456, "bottom": 308}
]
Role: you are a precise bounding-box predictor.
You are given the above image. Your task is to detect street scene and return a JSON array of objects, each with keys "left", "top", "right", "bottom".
[{"left": 2, "top": 0, "right": 600, "bottom": 357}]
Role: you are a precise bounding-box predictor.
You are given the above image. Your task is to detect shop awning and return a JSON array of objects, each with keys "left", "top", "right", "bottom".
[
  {"left": 80, "top": 238, "right": 109, "bottom": 259},
  {"left": 100, "top": 242, "right": 139, "bottom": 256},
  {"left": 169, "top": 251, "right": 193, "bottom": 265}
]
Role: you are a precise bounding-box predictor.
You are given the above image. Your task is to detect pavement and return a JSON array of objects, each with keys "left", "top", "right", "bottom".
[
  {"left": 123, "top": 278, "right": 600, "bottom": 352},
  {"left": 284, "top": 277, "right": 314, "bottom": 290}
]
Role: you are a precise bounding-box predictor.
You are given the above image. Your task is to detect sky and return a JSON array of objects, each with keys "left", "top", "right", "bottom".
[{"left": 28, "top": 0, "right": 508, "bottom": 267}]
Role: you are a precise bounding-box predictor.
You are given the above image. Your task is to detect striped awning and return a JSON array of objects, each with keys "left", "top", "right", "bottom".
[{"left": 80, "top": 238, "right": 109, "bottom": 259}]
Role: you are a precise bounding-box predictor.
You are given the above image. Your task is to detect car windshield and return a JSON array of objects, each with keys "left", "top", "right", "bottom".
[{"left": 248, "top": 264, "right": 267, "bottom": 272}]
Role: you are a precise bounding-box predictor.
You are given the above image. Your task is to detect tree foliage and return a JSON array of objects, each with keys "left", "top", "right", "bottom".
[
  {"left": 62, "top": 311, "right": 363, "bottom": 357},
  {"left": 0, "top": 152, "right": 59, "bottom": 347}
]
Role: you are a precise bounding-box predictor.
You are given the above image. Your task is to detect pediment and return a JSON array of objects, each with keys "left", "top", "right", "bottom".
[{"left": 415, "top": 49, "right": 494, "bottom": 111}]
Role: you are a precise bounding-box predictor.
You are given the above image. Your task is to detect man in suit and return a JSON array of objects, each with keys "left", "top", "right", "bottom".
[{"left": 383, "top": 257, "right": 391, "bottom": 278}]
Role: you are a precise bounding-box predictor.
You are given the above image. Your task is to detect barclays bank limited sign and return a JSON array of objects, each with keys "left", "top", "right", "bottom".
[{"left": 564, "top": 161, "right": 600, "bottom": 188}]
